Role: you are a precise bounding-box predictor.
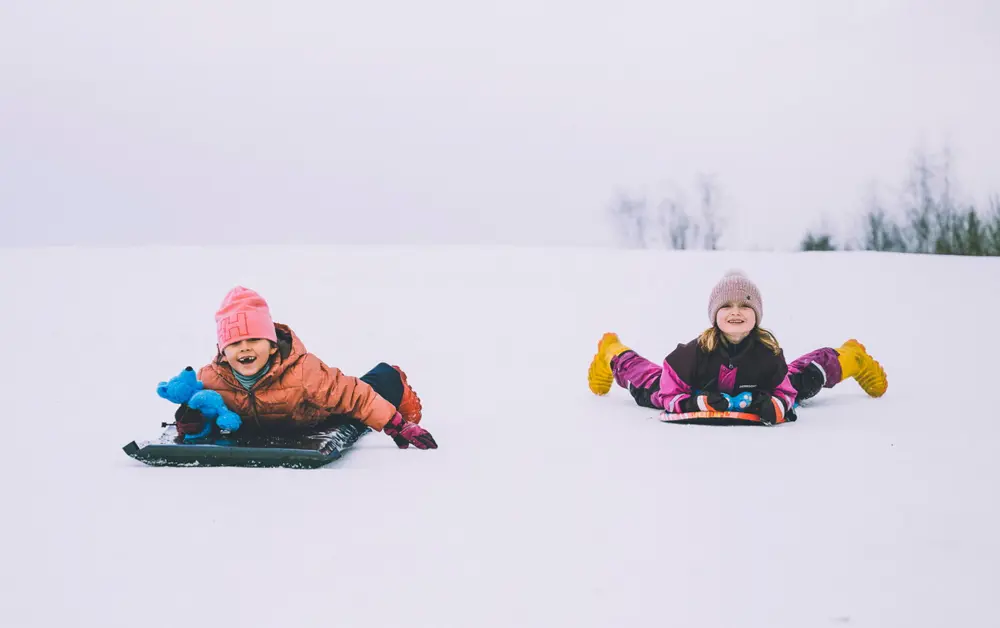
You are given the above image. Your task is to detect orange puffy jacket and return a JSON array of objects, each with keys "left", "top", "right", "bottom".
[{"left": 197, "top": 323, "right": 396, "bottom": 433}]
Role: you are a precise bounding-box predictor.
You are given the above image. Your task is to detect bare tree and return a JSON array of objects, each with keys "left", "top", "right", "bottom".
[
  {"left": 861, "top": 196, "right": 907, "bottom": 253},
  {"left": 697, "top": 175, "right": 721, "bottom": 250},
  {"left": 607, "top": 176, "right": 725, "bottom": 251},
  {"left": 608, "top": 191, "right": 649, "bottom": 248},
  {"left": 653, "top": 192, "right": 693, "bottom": 250},
  {"left": 850, "top": 146, "right": 998, "bottom": 256},
  {"left": 667, "top": 198, "right": 692, "bottom": 250},
  {"left": 903, "top": 150, "right": 936, "bottom": 254}
]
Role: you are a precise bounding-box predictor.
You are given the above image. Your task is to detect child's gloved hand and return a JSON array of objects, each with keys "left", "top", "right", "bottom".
[
  {"left": 174, "top": 405, "right": 214, "bottom": 440},
  {"left": 383, "top": 412, "right": 438, "bottom": 450},
  {"left": 722, "top": 391, "right": 754, "bottom": 411},
  {"left": 749, "top": 392, "right": 785, "bottom": 425},
  {"left": 681, "top": 392, "right": 729, "bottom": 413},
  {"left": 156, "top": 367, "right": 203, "bottom": 404}
]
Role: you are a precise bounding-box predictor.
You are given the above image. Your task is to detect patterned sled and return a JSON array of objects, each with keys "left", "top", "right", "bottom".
[{"left": 659, "top": 410, "right": 791, "bottom": 426}]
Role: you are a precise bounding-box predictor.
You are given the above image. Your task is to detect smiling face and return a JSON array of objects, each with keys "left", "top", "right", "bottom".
[
  {"left": 221, "top": 338, "right": 278, "bottom": 377},
  {"left": 715, "top": 301, "right": 757, "bottom": 343}
]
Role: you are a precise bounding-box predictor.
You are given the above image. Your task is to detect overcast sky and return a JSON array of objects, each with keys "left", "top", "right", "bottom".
[{"left": 2, "top": 1, "right": 997, "bottom": 250}]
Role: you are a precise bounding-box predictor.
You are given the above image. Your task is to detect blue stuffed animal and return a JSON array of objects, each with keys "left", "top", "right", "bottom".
[
  {"left": 722, "top": 391, "right": 754, "bottom": 411},
  {"left": 156, "top": 366, "right": 203, "bottom": 404},
  {"left": 157, "top": 367, "right": 242, "bottom": 438},
  {"left": 721, "top": 391, "right": 800, "bottom": 414},
  {"left": 189, "top": 390, "right": 242, "bottom": 432}
]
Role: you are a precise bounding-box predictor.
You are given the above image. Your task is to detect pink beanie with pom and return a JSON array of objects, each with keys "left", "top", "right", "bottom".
[{"left": 215, "top": 286, "right": 278, "bottom": 350}]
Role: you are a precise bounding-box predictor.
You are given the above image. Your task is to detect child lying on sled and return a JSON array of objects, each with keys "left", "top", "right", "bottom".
[
  {"left": 587, "top": 270, "right": 887, "bottom": 424},
  {"left": 159, "top": 286, "right": 437, "bottom": 449}
]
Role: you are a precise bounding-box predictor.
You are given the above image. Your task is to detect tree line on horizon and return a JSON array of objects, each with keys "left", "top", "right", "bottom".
[{"left": 609, "top": 148, "right": 1000, "bottom": 257}]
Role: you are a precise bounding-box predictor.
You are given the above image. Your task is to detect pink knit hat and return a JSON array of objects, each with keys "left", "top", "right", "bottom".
[
  {"left": 707, "top": 270, "right": 763, "bottom": 325},
  {"left": 215, "top": 286, "right": 278, "bottom": 350}
]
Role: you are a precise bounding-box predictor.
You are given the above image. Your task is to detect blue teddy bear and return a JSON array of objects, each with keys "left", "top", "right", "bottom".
[
  {"left": 157, "top": 367, "right": 242, "bottom": 440},
  {"left": 721, "top": 391, "right": 799, "bottom": 413},
  {"left": 722, "top": 391, "right": 754, "bottom": 411}
]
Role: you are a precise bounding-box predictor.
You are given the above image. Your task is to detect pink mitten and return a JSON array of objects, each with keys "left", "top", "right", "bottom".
[{"left": 383, "top": 412, "right": 438, "bottom": 450}]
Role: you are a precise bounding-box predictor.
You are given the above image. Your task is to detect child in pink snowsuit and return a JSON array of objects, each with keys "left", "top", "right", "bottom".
[{"left": 587, "top": 270, "right": 888, "bottom": 424}]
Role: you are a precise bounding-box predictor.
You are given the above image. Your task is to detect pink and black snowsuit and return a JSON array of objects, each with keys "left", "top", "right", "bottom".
[{"left": 611, "top": 335, "right": 843, "bottom": 421}]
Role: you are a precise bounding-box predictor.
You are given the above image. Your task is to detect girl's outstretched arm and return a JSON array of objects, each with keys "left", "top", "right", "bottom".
[
  {"left": 771, "top": 373, "right": 798, "bottom": 414},
  {"left": 302, "top": 354, "right": 397, "bottom": 430},
  {"left": 655, "top": 341, "right": 700, "bottom": 412},
  {"left": 749, "top": 356, "right": 798, "bottom": 424}
]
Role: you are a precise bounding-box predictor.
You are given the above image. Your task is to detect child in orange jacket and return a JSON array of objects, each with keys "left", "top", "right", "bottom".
[{"left": 169, "top": 286, "right": 436, "bottom": 449}]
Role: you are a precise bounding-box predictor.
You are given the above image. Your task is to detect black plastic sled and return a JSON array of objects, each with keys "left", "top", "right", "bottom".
[{"left": 122, "top": 420, "right": 370, "bottom": 469}]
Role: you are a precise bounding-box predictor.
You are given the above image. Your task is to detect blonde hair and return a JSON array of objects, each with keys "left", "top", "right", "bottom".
[{"left": 697, "top": 326, "right": 781, "bottom": 355}]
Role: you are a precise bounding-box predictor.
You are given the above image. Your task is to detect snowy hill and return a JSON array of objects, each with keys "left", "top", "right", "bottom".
[{"left": 2, "top": 245, "right": 997, "bottom": 628}]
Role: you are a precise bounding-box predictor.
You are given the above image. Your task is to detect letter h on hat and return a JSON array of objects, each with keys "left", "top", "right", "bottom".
[{"left": 215, "top": 286, "right": 278, "bottom": 350}]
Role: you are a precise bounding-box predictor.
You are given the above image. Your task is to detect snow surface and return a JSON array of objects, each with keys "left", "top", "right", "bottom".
[{"left": 2, "top": 245, "right": 998, "bottom": 628}]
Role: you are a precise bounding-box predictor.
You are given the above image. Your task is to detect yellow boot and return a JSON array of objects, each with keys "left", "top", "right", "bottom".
[
  {"left": 837, "top": 339, "right": 888, "bottom": 398},
  {"left": 588, "top": 332, "right": 631, "bottom": 395}
]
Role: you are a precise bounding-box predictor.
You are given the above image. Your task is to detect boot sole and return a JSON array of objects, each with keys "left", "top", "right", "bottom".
[
  {"left": 843, "top": 339, "right": 888, "bottom": 397},
  {"left": 588, "top": 333, "right": 619, "bottom": 395}
]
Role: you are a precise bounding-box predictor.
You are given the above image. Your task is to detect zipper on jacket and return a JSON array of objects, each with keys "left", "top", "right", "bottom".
[{"left": 247, "top": 390, "right": 262, "bottom": 429}]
